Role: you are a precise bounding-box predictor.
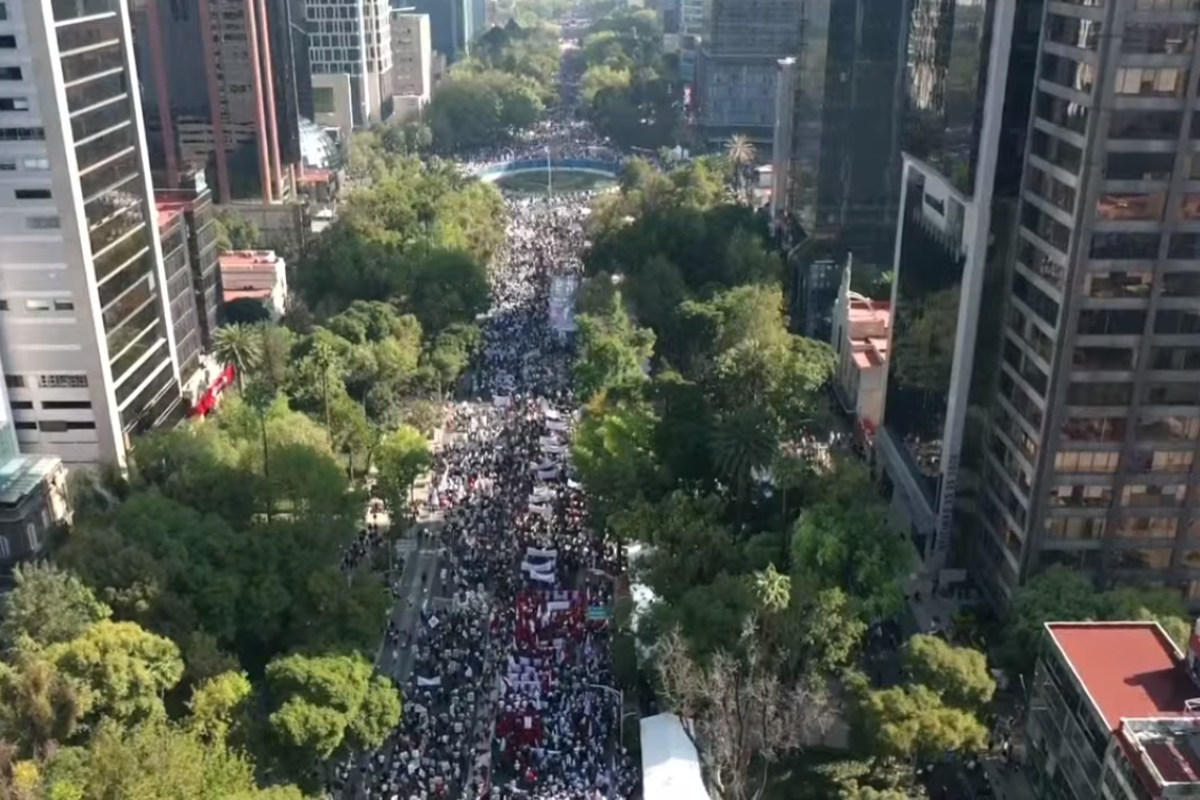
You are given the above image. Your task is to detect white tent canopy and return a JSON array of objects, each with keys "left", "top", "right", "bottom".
[{"left": 640, "top": 713, "right": 709, "bottom": 800}]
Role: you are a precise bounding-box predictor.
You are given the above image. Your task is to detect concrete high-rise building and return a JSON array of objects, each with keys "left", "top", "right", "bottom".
[
  {"left": 972, "top": 0, "right": 1200, "bottom": 606},
  {"left": 871, "top": 0, "right": 1043, "bottom": 596},
  {"left": 131, "top": 0, "right": 312, "bottom": 204},
  {"left": 390, "top": 11, "right": 432, "bottom": 121},
  {"left": 695, "top": 0, "right": 803, "bottom": 145},
  {"left": 308, "top": 0, "right": 393, "bottom": 130},
  {"left": 0, "top": 0, "right": 191, "bottom": 467},
  {"left": 410, "top": 0, "right": 479, "bottom": 64}
]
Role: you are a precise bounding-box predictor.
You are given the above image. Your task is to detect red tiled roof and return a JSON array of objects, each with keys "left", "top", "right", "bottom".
[{"left": 1048, "top": 622, "right": 1193, "bottom": 732}]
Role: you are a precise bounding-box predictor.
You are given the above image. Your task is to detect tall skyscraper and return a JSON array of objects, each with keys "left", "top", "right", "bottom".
[
  {"left": 411, "top": 0, "right": 477, "bottom": 64},
  {"left": 131, "top": 0, "right": 311, "bottom": 203},
  {"left": 0, "top": 0, "right": 188, "bottom": 467},
  {"left": 307, "top": 0, "right": 393, "bottom": 127},
  {"left": 783, "top": 0, "right": 909, "bottom": 265},
  {"left": 975, "top": 0, "right": 1200, "bottom": 604},
  {"left": 695, "top": 0, "right": 803, "bottom": 145},
  {"left": 872, "top": 0, "right": 1043, "bottom": 592}
]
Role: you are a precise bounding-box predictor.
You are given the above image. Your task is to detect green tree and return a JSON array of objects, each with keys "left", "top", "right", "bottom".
[
  {"left": 1002, "top": 567, "right": 1190, "bottom": 674},
  {"left": 581, "top": 64, "right": 631, "bottom": 104},
  {"left": 848, "top": 680, "right": 988, "bottom": 763},
  {"left": 0, "top": 657, "right": 83, "bottom": 757},
  {"left": 571, "top": 394, "right": 660, "bottom": 525},
  {"left": 902, "top": 634, "right": 995, "bottom": 713},
  {"left": 47, "top": 621, "right": 183, "bottom": 729},
  {"left": 264, "top": 654, "right": 401, "bottom": 787},
  {"left": 242, "top": 380, "right": 277, "bottom": 522},
  {"left": 572, "top": 291, "right": 655, "bottom": 401},
  {"left": 213, "top": 324, "right": 263, "bottom": 391},
  {"left": 791, "top": 494, "right": 914, "bottom": 622},
  {"left": 724, "top": 133, "right": 757, "bottom": 198},
  {"left": 0, "top": 564, "right": 111, "bottom": 652},
  {"left": 710, "top": 405, "right": 777, "bottom": 514},
  {"left": 375, "top": 425, "right": 432, "bottom": 524},
  {"left": 213, "top": 211, "right": 260, "bottom": 252},
  {"left": 188, "top": 671, "right": 252, "bottom": 744},
  {"left": 41, "top": 717, "right": 306, "bottom": 800}
]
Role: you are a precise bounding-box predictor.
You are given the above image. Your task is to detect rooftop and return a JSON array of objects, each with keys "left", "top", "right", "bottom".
[
  {"left": 1047, "top": 622, "right": 1194, "bottom": 732},
  {"left": 219, "top": 250, "right": 283, "bottom": 270},
  {"left": 154, "top": 198, "right": 191, "bottom": 231}
]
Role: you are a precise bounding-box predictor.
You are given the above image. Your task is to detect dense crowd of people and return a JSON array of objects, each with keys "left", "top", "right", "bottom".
[{"left": 351, "top": 45, "right": 640, "bottom": 800}]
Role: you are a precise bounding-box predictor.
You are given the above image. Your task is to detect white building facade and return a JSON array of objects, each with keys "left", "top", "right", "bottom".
[{"left": 0, "top": 0, "right": 185, "bottom": 468}]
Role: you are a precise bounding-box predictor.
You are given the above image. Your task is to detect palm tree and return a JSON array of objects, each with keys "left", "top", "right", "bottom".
[
  {"left": 772, "top": 447, "right": 810, "bottom": 566},
  {"left": 212, "top": 323, "right": 263, "bottom": 391},
  {"left": 242, "top": 379, "right": 275, "bottom": 523},
  {"left": 754, "top": 564, "right": 791, "bottom": 614},
  {"left": 311, "top": 340, "right": 337, "bottom": 444},
  {"left": 724, "top": 133, "right": 756, "bottom": 199},
  {"left": 711, "top": 405, "right": 776, "bottom": 516}
]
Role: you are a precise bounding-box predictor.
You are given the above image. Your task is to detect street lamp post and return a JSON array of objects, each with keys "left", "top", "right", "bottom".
[
  {"left": 586, "top": 683, "right": 627, "bottom": 746},
  {"left": 546, "top": 145, "right": 553, "bottom": 196}
]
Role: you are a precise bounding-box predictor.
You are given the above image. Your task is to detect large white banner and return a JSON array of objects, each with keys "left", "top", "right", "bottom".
[{"left": 549, "top": 274, "right": 580, "bottom": 333}]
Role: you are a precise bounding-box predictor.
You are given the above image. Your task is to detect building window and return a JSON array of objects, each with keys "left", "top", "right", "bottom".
[
  {"left": 0, "top": 3, "right": 7, "bottom": 20},
  {"left": 1077, "top": 309, "right": 1147, "bottom": 335},
  {"left": 1114, "top": 67, "right": 1188, "bottom": 97},
  {"left": 13, "top": 422, "right": 35, "bottom": 431},
  {"left": 37, "top": 374, "right": 87, "bottom": 388},
  {"left": 1066, "top": 381, "right": 1134, "bottom": 405},
  {"left": 4, "top": 374, "right": 22, "bottom": 388},
  {"left": 1061, "top": 416, "right": 1128, "bottom": 442},
  {"left": 1105, "top": 151, "right": 1174, "bottom": 181},
  {"left": 0, "top": 127, "right": 44, "bottom": 141},
  {"left": 1041, "top": 52, "right": 1096, "bottom": 93},
  {"left": 0, "top": 97, "right": 28, "bottom": 111},
  {"left": 1055, "top": 450, "right": 1121, "bottom": 473},
  {"left": 1161, "top": 272, "right": 1200, "bottom": 297},
  {"left": 23, "top": 299, "right": 50, "bottom": 312},
  {"left": 24, "top": 524, "right": 38, "bottom": 554},
  {"left": 53, "top": 299, "right": 73, "bottom": 311},
  {"left": 1126, "top": 449, "right": 1194, "bottom": 472},
  {"left": 1152, "top": 346, "right": 1200, "bottom": 370},
  {"left": 1154, "top": 310, "right": 1200, "bottom": 335},
  {"left": 10, "top": 401, "right": 30, "bottom": 409},
  {"left": 21, "top": 158, "right": 48, "bottom": 170},
  {"left": 1142, "top": 382, "right": 1200, "bottom": 404},
  {"left": 1044, "top": 517, "right": 1106, "bottom": 541},
  {"left": 1090, "top": 232, "right": 1161, "bottom": 260},
  {"left": 1046, "top": 14, "right": 1102, "bottom": 49},
  {"left": 313, "top": 86, "right": 336, "bottom": 114},
  {"left": 1123, "top": 484, "right": 1186, "bottom": 507},
  {"left": 1168, "top": 232, "right": 1200, "bottom": 259},
  {"left": 1084, "top": 271, "right": 1153, "bottom": 298},
  {"left": 1135, "top": 414, "right": 1200, "bottom": 441},
  {"left": 25, "top": 216, "right": 59, "bottom": 230},
  {"left": 41, "top": 400, "right": 91, "bottom": 410},
  {"left": 0, "top": 67, "right": 21, "bottom": 81},
  {"left": 1109, "top": 110, "right": 1183, "bottom": 140},
  {"left": 0, "top": 537, "right": 9, "bottom": 559},
  {"left": 1095, "top": 192, "right": 1166, "bottom": 221},
  {"left": 1031, "top": 129, "right": 1082, "bottom": 174},
  {"left": 1073, "top": 345, "right": 1135, "bottom": 371},
  {"left": 1122, "top": 22, "right": 1198, "bottom": 55},
  {"left": 1136, "top": 0, "right": 1200, "bottom": 9},
  {"left": 1049, "top": 485, "right": 1113, "bottom": 508},
  {"left": 37, "top": 420, "right": 68, "bottom": 433},
  {"left": 14, "top": 188, "right": 50, "bottom": 200},
  {"left": 0, "top": 35, "right": 14, "bottom": 48}
]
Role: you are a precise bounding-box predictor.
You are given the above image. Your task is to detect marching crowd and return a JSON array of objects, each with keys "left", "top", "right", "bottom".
[{"left": 351, "top": 70, "right": 640, "bottom": 797}]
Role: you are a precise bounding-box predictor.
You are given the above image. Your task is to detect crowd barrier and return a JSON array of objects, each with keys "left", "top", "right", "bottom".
[{"left": 477, "top": 158, "right": 622, "bottom": 182}]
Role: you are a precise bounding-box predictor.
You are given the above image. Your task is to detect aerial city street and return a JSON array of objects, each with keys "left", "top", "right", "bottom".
[{"left": 0, "top": 0, "right": 1198, "bottom": 798}]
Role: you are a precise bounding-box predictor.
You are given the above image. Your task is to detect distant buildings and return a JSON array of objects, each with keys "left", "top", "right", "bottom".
[
  {"left": 131, "top": 0, "right": 314, "bottom": 205},
  {"left": 307, "top": 0, "right": 394, "bottom": 131},
  {"left": 409, "top": 0, "right": 479, "bottom": 64},
  {"left": 390, "top": 11, "right": 433, "bottom": 122},
  {"left": 831, "top": 267, "right": 890, "bottom": 437},
  {"left": 695, "top": 0, "right": 802, "bottom": 145},
  {"left": 219, "top": 250, "right": 289, "bottom": 321}
]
